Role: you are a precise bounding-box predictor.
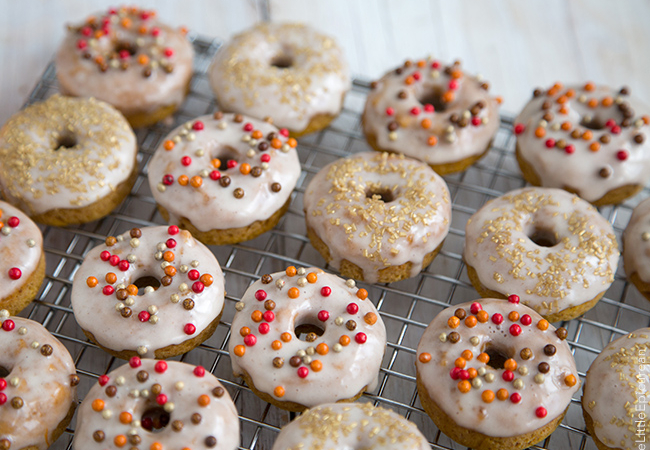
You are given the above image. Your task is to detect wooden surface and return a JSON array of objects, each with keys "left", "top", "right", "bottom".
[{"left": 1, "top": 0, "right": 649, "bottom": 124}]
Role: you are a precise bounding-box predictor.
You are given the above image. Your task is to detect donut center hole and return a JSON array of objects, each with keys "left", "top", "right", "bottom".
[
  {"left": 141, "top": 406, "right": 170, "bottom": 432},
  {"left": 580, "top": 116, "right": 607, "bottom": 130},
  {"left": 270, "top": 54, "right": 294, "bottom": 69},
  {"left": 366, "top": 187, "right": 396, "bottom": 203},
  {"left": 483, "top": 343, "right": 512, "bottom": 370},
  {"left": 417, "top": 87, "right": 447, "bottom": 112},
  {"left": 294, "top": 322, "right": 325, "bottom": 342},
  {"left": 213, "top": 146, "right": 239, "bottom": 171},
  {"left": 133, "top": 276, "right": 161, "bottom": 296},
  {"left": 528, "top": 227, "right": 558, "bottom": 248},
  {"left": 114, "top": 40, "right": 138, "bottom": 56},
  {"left": 55, "top": 133, "right": 78, "bottom": 150},
  {"left": 0, "top": 366, "right": 10, "bottom": 378}
]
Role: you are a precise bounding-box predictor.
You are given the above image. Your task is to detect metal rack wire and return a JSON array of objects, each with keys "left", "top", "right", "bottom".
[{"left": 20, "top": 35, "right": 650, "bottom": 450}]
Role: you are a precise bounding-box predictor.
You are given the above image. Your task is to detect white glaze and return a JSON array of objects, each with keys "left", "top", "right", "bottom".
[
  {"left": 73, "top": 359, "right": 239, "bottom": 450},
  {"left": 303, "top": 151, "right": 451, "bottom": 283},
  {"left": 464, "top": 187, "right": 619, "bottom": 316},
  {"left": 271, "top": 402, "right": 430, "bottom": 450},
  {"left": 71, "top": 226, "right": 224, "bottom": 357},
  {"left": 148, "top": 113, "right": 301, "bottom": 232},
  {"left": 583, "top": 328, "right": 650, "bottom": 450},
  {"left": 623, "top": 198, "right": 650, "bottom": 282},
  {"left": 0, "top": 315, "right": 77, "bottom": 450},
  {"left": 209, "top": 23, "right": 351, "bottom": 133},
  {"left": 56, "top": 7, "right": 194, "bottom": 117},
  {"left": 363, "top": 58, "right": 500, "bottom": 167},
  {"left": 416, "top": 298, "right": 579, "bottom": 438},
  {"left": 229, "top": 268, "right": 386, "bottom": 408},
  {"left": 0, "top": 95, "right": 137, "bottom": 215},
  {"left": 515, "top": 83, "right": 650, "bottom": 203},
  {"left": 0, "top": 201, "right": 43, "bottom": 302}
]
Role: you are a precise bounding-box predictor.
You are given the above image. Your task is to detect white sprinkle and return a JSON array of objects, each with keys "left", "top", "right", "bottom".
[
  {"left": 18, "top": 327, "right": 27, "bottom": 335},
  {"left": 275, "top": 279, "right": 285, "bottom": 289},
  {"left": 137, "top": 346, "right": 148, "bottom": 355},
  {"left": 157, "top": 183, "right": 166, "bottom": 193},
  {"left": 179, "top": 283, "right": 189, "bottom": 293},
  {"left": 1, "top": 226, "right": 11, "bottom": 235},
  {"left": 388, "top": 131, "right": 397, "bottom": 141},
  {"left": 26, "top": 239, "right": 36, "bottom": 248},
  {"left": 485, "top": 373, "right": 495, "bottom": 383},
  {"left": 472, "top": 378, "right": 482, "bottom": 389},
  {"left": 125, "top": 298, "right": 135, "bottom": 307},
  {"left": 297, "top": 277, "right": 307, "bottom": 287},
  {"left": 102, "top": 409, "right": 113, "bottom": 419},
  {"left": 31, "top": 341, "right": 39, "bottom": 349},
  {"left": 144, "top": 286, "right": 155, "bottom": 294},
  {"left": 175, "top": 381, "right": 184, "bottom": 391},
  {"left": 157, "top": 243, "right": 167, "bottom": 252},
  {"left": 179, "top": 264, "right": 189, "bottom": 273},
  {"left": 438, "top": 333, "right": 447, "bottom": 342},
  {"left": 235, "top": 302, "right": 245, "bottom": 311},
  {"left": 127, "top": 254, "right": 137, "bottom": 263},
  {"left": 477, "top": 367, "right": 487, "bottom": 376},
  {"left": 333, "top": 343, "right": 343, "bottom": 352},
  {"left": 306, "top": 346, "right": 315, "bottom": 355},
  {"left": 0, "top": 310, "right": 9, "bottom": 319},
  {"left": 191, "top": 260, "right": 199, "bottom": 268},
  {"left": 164, "top": 402, "right": 175, "bottom": 413},
  {"left": 534, "top": 374, "right": 545, "bottom": 384},
  {"left": 196, "top": 149, "right": 205, "bottom": 157},
  {"left": 129, "top": 389, "right": 140, "bottom": 398},
  {"left": 170, "top": 294, "right": 180, "bottom": 303},
  {"left": 246, "top": 149, "right": 255, "bottom": 158},
  {"left": 346, "top": 279, "right": 356, "bottom": 288},
  {"left": 116, "top": 376, "right": 126, "bottom": 386},
  {"left": 217, "top": 122, "right": 227, "bottom": 129},
  {"left": 148, "top": 305, "right": 158, "bottom": 315}
]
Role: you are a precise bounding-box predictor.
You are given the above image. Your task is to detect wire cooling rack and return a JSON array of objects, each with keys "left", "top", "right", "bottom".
[{"left": 18, "top": 35, "right": 650, "bottom": 450}]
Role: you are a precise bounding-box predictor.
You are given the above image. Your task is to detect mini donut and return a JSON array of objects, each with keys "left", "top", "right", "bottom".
[
  {"left": 363, "top": 58, "right": 500, "bottom": 175},
  {"left": 464, "top": 187, "right": 619, "bottom": 322},
  {"left": 582, "top": 328, "right": 649, "bottom": 450},
  {"left": 73, "top": 358, "right": 239, "bottom": 450},
  {"left": 71, "top": 225, "right": 225, "bottom": 359},
  {"left": 303, "top": 151, "right": 451, "bottom": 283},
  {"left": 416, "top": 297, "right": 579, "bottom": 450},
  {"left": 0, "top": 201, "right": 45, "bottom": 316},
  {"left": 209, "top": 23, "right": 351, "bottom": 137},
  {"left": 56, "top": 6, "right": 194, "bottom": 128},
  {"left": 271, "top": 402, "right": 430, "bottom": 450},
  {"left": 228, "top": 266, "right": 386, "bottom": 412},
  {"left": 148, "top": 112, "right": 301, "bottom": 245},
  {"left": 624, "top": 198, "right": 650, "bottom": 301},
  {"left": 514, "top": 82, "right": 650, "bottom": 205},
  {"left": 0, "top": 95, "right": 137, "bottom": 226},
  {"left": 0, "top": 312, "right": 79, "bottom": 450}
]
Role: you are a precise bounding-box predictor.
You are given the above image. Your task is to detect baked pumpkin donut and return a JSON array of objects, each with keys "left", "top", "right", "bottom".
[
  {"left": 363, "top": 58, "right": 500, "bottom": 175},
  {"left": 515, "top": 82, "right": 650, "bottom": 205},
  {"left": 56, "top": 6, "right": 194, "bottom": 128}
]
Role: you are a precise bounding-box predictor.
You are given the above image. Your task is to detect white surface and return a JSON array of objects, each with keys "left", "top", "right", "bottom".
[{"left": 1, "top": 0, "right": 649, "bottom": 124}]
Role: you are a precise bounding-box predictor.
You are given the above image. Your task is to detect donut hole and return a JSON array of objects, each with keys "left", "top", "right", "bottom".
[
  {"left": 54, "top": 132, "right": 78, "bottom": 150},
  {"left": 133, "top": 276, "right": 162, "bottom": 296},
  {"left": 212, "top": 146, "right": 239, "bottom": 171},
  {"left": 270, "top": 54, "right": 294, "bottom": 69},
  {"left": 141, "top": 406, "right": 170, "bottom": 432},
  {"left": 294, "top": 319, "right": 325, "bottom": 342},
  {"left": 0, "top": 365, "right": 10, "bottom": 378},
  {"left": 527, "top": 227, "right": 558, "bottom": 248},
  {"left": 113, "top": 40, "right": 138, "bottom": 56},
  {"left": 483, "top": 343, "right": 513, "bottom": 370},
  {"left": 366, "top": 186, "right": 397, "bottom": 203},
  {"left": 417, "top": 86, "right": 448, "bottom": 112}
]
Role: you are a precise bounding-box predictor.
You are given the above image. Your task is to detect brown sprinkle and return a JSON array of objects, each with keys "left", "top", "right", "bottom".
[
  {"left": 533, "top": 88, "right": 542, "bottom": 97},
  {"left": 130, "top": 228, "right": 142, "bottom": 238},
  {"left": 105, "top": 385, "right": 117, "bottom": 397},
  {"left": 212, "top": 386, "right": 225, "bottom": 397},
  {"left": 289, "top": 356, "right": 302, "bottom": 367},
  {"left": 538, "top": 362, "right": 550, "bottom": 374},
  {"left": 11, "top": 397, "right": 23, "bottom": 409},
  {"left": 556, "top": 327, "right": 568, "bottom": 340},
  {"left": 183, "top": 299, "right": 195, "bottom": 310},
  {"left": 261, "top": 274, "right": 273, "bottom": 284},
  {"left": 454, "top": 308, "right": 466, "bottom": 320},
  {"left": 397, "top": 90, "right": 408, "bottom": 100},
  {"left": 0, "top": 440, "right": 9, "bottom": 450},
  {"left": 251, "top": 167, "right": 263, "bottom": 177},
  {"left": 172, "top": 420, "right": 184, "bottom": 432},
  {"left": 213, "top": 111, "right": 224, "bottom": 120},
  {"left": 220, "top": 176, "right": 231, "bottom": 187},
  {"left": 599, "top": 167, "right": 612, "bottom": 178},
  {"left": 129, "top": 435, "right": 141, "bottom": 445},
  {"left": 520, "top": 348, "right": 533, "bottom": 360},
  {"left": 264, "top": 300, "right": 275, "bottom": 311},
  {"left": 233, "top": 114, "right": 243, "bottom": 123},
  {"left": 271, "top": 182, "right": 282, "bottom": 192},
  {"left": 121, "top": 307, "right": 132, "bottom": 318},
  {"left": 40, "top": 344, "right": 53, "bottom": 356},
  {"left": 233, "top": 188, "right": 245, "bottom": 199},
  {"left": 93, "top": 431, "right": 105, "bottom": 442},
  {"left": 346, "top": 320, "right": 357, "bottom": 331},
  {"left": 448, "top": 331, "right": 460, "bottom": 343},
  {"left": 273, "top": 357, "right": 284, "bottom": 368},
  {"left": 70, "top": 374, "right": 80, "bottom": 386},
  {"left": 543, "top": 344, "right": 557, "bottom": 356},
  {"left": 205, "top": 436, "right": 217, "bottom": 448},
  {"left": 191, "top": 413, "right": 202, "bottom": 424},
  {"left": 635, "top": 134, "right": 645, "bottom": 144},
  {"left": 137, "top": 370, "right": 149, "bottom": 382},
  {"left": 151, "top": 383, "right": 162, "bottom": 395},
  {"left": 105, "top": 236, "right": 117, "bottom": 246}
]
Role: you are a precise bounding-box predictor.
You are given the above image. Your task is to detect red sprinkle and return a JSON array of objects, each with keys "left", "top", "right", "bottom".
[
  {"left": 520, "top": 314, "right": 532, "bottom": 326},
  {"left": 77, "top": 39, "right": 88, "bottom": 50},
  {"left": 510, "top": 392, "right": 522, "bottom": 403},
  {"left": 227, "top": 160, "right": 238, "bottom": 169},
  {"left": 194, "top": 366, "right": 205, "bottom": 377},
  {"left": 536, "top": 406, "right": 547, "bottom": 418},
  {"left": 297, "top": 367, "right": 309, "bottom": 378},
  {"left": 8, "top": 268, "right": 21, "bottom": 280},
  {"left": 412, "top": 71, "right": 421, "bottom": 80},
  {"left": 138, "top": 311, "right": 150, "bottom": 322},
  {"left": 118, "top": 260, "right": 130, "bottom": 271},
  {"left": 192, "top": 121, "right": 204, "bottom": 131},
  {"left": 258, "top": 322, "right": 270, "bottom": 334},
  {"left": 492, "top": 313, "right": 504, "bottom": 325},
  {"left": 1, "top": 320, "right": 13, "bottom": 332},
  {"left": 188, "top": 270, "right": 200, "bottom": 281},
  {"left": 0, "top": 379, "right": 6, "bottom": 390},
  {"left": 617, "top": 150, "right": 628, "bottom": 161},
  {"left": 458, "top": 369, "right": 470, "bottom": 380},
  {"left": 168, "top": 225, "right": 180, "bottom": 235},
  {"left": 605, "top": 119, "right": 616, "bottom": 128},
  {"left": 255, "top": 290, "right": 267, "bottom": 301},
  {"left": 346, "top": 303, "right": 359, "bottom": 314},
  {"left": 109, "top": 255, "right": 120, "bottom": 266},
  {"left": 410, "top": 107, "right": 421, "bottom": 116},
  {"left": 502, "top": 370, "right": 514, "bottom": 382},
  {"left": 243, "top": 123, "right": 254, "bottom": 132},
  {"left": 119, "top": 50, "right": 130, "bottom": 60},
  {"left": 317, "top": 310, "right": 330, "bottom": 322},
  {"left": 514, "top": 123, "right": 525, "bottom": 135},
  {"left": 450, "top": 367, "right": 462, "bottom": 380},
  {"left": 184, "top": 323, "right": 196, "bottom": 335},
  {"left": 100, "top": 251, "right": 111, "bottom": 261},
  {"left": 611, "top": 125, "right": 621, "bottom": 135},
  {"left": 102, "top": 286, "right": 115, "bottom": 296},
  {"left": 98, "top": 375, "right": 109, "bottom": 386},
  {"left": 261, "top": 154, "right": 271, "bottom": 163},
  {"left": 244, "top": 334, "right": 257, "bottom": 346},
  {"left": 424, "top": 104, "right": 435, "bottom": 113},
  {"left": 279, "top": 128, "right": 290, "bottom": 137},
  {"left": 355, "top": 332, "right": 367, "bottom": 344},
  {"left": 163, "top": 48, "right": 174, "bottom": 57},
  {"left": 565, "top": 144, "right": 575, "bottom": 154},
  {"left": 263, "top": 311, "right": 275, "bottom": 322},
  {"left": 156, "top": 394, "right": 168, "bottom": 405},
  {"left": 320, "top": 286, "right": 331, "bottom": 297},
  {"left": 81, "top": 26, "right": 92, "bottom": 36},
  {"left": 181, "top": 156, "right": 192, "bottom": 166},
  {"left": 210, "top": 170, "right": 222, "bottom": 181},
  {"left": 385, "top": 107, "right": 394, "bottom": 116},
  {"left": 431, "top": 61, "right": 440, "bottom": 69},
  {"left": 163, "top": 174, "right": 174, "bottom": 185},
  {"left": 470, "top": 302, "right": 482, "bottom": 315},
  {"left": 151, "top": 27, "right": 160, "bottom": 37},
  {"left": 509, "top": 324, "right": 522, "bottom": 336},
  {"left": 129, "top": 356, "right": 142, "bottom": 368},
  {"left": 545, "top": 139, "right": 555, "bottom": 148},
  {"left": 0, "top": 393, "right": 5, "bottom": 405},
  {"left": 166, "top": 238, "right": 177, "bottom": 248},
  {"left": 192, "top": 281, "right": 204, "bottom": 293},
  {"left": 449, "top": 79, "right": 459, "bottom": 90},
  {"left": 7, "top": 217, "right": 19, "bottom": 227},
  {"left": 471, "top": 116, "right": 482, "bottom": 126},
  {"left": 508, "top": 294, "right": 520, "bottom": 304}
]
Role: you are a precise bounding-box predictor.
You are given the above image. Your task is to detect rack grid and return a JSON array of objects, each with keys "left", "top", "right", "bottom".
[{"left": 19, "top": 35, "right": 650, "bottom": 450}]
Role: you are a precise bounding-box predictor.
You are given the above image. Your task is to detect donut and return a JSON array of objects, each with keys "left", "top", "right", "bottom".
[
  {"left": 209, "top": 23, "right": 351, "bottom": 137},
  {"left": 228, "top": 266, "right": 386, "bottom": 412},
  {"left": 71, "top": 225, "right": 225, "bottom": 359},
  {"left": 148, "top": 112, "right": 301, "bottom": 245},
  {"left": 0, "top": 201, "right": 45, "bottom": 316},
  {"left": 582, "top": 328, "right": 649, "bottom": 450},
  {"left": 73, "top": 358, "right": 239, "bottom": 450},
  {"left": 271, "top": 402, "right": 430, "bottom": 450},
  {"left": 303, "top": 151, "right": 451, "bottom": 283},
  {"left": 623, "top": 198, "right": 650, "bottom": 301},
  {"left": 0, "top": 95, "right": 137, "bottom": 226},
  {"left": 514, "top": 82, "right": 650, "bottom": 205},
  {"left": 0, "top": 312, "right": 79, "bottom": 450},
  {"left": 55, "top": 6, "right": 194, "bottom": 128},
  {"left": 463, "top": 187, "right": 619, "bottom": 322},
  {"left": 362, "top": 58, "right": 500, "bottom": 175},
  {"left": 416, "top": 297, "right": 579, "bottom": 450}
]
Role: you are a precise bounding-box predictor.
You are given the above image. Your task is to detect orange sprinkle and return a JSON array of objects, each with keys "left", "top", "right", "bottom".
[
  {"left": 234, "top": 345, "right": 245, "bottom": 357},
  {"left": 310, "top": 360, "right": 323, "bottom": 372},
  {"left": 481, "top": 390, "right": 495, "bottom": 403},
  {"left": 458, "top": 380, "right": 471, "bottom": 393},
  {"left": 119, "top": 411, "right": 132, "bottom": 424},
  {"left": 138, "top": 54, "right": 149, "bottom": 65},
  {"left": 240, "top": 163, "right": 251, "bottom": 175},
  {"left": 497, "top": 388, "right": 509, "bottom": 401},
  {"left": 198, "top": 394, "right": 210, "bottom": 407},
  {"left": 165, "top": 266, "right": 177, "bottom": 277},
  {"left": 127, "top": 284, "right": 138, "bottom": 296},
  {"left": 281, "top": 332, "right": 292, "bottom": 342},
  {"left": 454, "top": 357, "right": 466, "bottom": 369},
  {"left": 465, "top": 316, "right": 478, "bottom": 328},
  {"left": 150, "top": 443, "right": 162, "bottom": 450},
  {"left": 421, "top": 118, "right": 432, "bottom": 129},
  {"left": 561, "top": 121, "right": 572, "bottom": 131},
  {"left": 427, "top": 136, "right": 438, "bottom": 146},
  {"left": 419, "top": 352, "right": 432, "bottom": 363},
  {"left": 559, "top": 106, "right": 569, "bottom": 115},
  {"left": 547, "top": 87, "right": 559, "bottom": 96},
  {"left": 564, "top": 374, "right": 577, "bottom": 387},
  {"left": 566, "top": 88, "right": 576, "bottom": 98},
  {"left": 461, "top": 350, "right": 473, "bottom": 361},
  {"left": 477, "top": 352, "right": 490, "bottom": 364},
  {"left": 448, "top": 316, "right": 460, "bottom": 329},
  {"left": 504, "top": 358, "right": 517, "bottom": 372},
  {"left": 306, "top": 272, "right": 318, "bottom": 283},
  {"left": 442, "top": 90, "right": 455, "bottom": 103},
  {"left": 537, "top": 319, "right": 549, "bottom": 331},
  {"left": 467, "top": 367, "right": 478, "bottom": 379},
  {"left": 274, "top": 386, "right": 285, "bottom": 397},
  {"left": 288, "top": 287, "right": 300, "bottom": 299},
  {"left": 271, "top": 138, "right": 282, "bottom": 149},
  {"left": 91, "top": 399, "right": 105, "bottom": 412},
  {"left": 602, "top": 96, "right": 614, "bottom": 107},
  {"left": 508, "top": 311, "right": 520, "bottom": 322},
  {"left": 476, "top": 310, "right": 489, "bottom": 323},
  {"left": 288, "top": 138, "right": 298, "bottom": 148},
  {"left": 163, "top": 140, "right": 175, "bottom": 151},
  {"left": 643, "top": 116, "right": 650, "bottom": 125},
  {"left": 272, "top": 340, "right": 282, "bottom": 350},
  {"left": 316, "top": 343, "right": 329, "bottom": 355},
  {"left": 200, "top": 274, "right": 213, "bottom": 286},
  {"left": 163, "top": 251, "right": 175, "bottom": 262},
  {"left": 339, "top": 335, "right": 351, "bottom": 346},
  {"left": 582, "top": 130, "right": 593, "bottom": 140},
  {"left": 251, "top": 130, "right": 263, "bottom": 139},
  {"left": 94, "top": 30, "right": 105, "bottom": 39},
  {"left": 239, "top": 326, "right": 250, "bottom": 337},
  {"left": 417, "top": 60, "right": 426, "bottom": 68},
  {"left": 211, "top": 158, "right": 221, "bottom": 169},
  {"left": 357, "top": 289, "right": 368, "bottom": 300},
  {"left": 451, "top": 69, "right": 463, "bottom": 79},
  {"left": 105, "top": 272, "right": 117, "bottom": 284},
  {"left": 495, "top": 96, "right": 503, "bottom": 104},
  {"left": 251, "top": 310, "right": 263, "bottom": 322},
  {"left": 589, "top": 142, "right": 601, "bottom": 152},
  {"left": 556, "top": 95, "right": 568, "bottom": 104},
  {"left": 553, "top": 82, "right": 564, "bottom": 91},
  {"left": 405, "top": 76, "right": 415, "bottom": 85},
  {"left": 178, "top": 175, "right": 189, "bottom": 186},
  {"left": 121, "top": 17, "right": 132, "bottom": 28},
  {"left": 584, "top": 82, "right": 595, "bottom": 91},
  {"left": 86, "top": 276, "right": 98, "bottom": 288},
  {"left": 114, "top": 435, "right": 127, "bottom": 447},
  {"left": 286, "top": 266, "right": 297, "bottom": 277},
  {"left": 534, "top": 127, "right": 546, "bottom": 138},
  {"left": 588, "top": 98, "right": 598, "bottom": 108},
  {"left": 190, "top": 176, "right": 203, "bottom": 188},
  {"left": 138, "top": 25, "right": 148, "bottom": 35},
  {"left": 364, "top": 312, "right": 378, "bottom": 325}
]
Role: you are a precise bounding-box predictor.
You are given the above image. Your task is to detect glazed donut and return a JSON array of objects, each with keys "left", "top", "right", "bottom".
[
  {"left": 228, "top": 266, "right": 386, "bottom": 412},
  {"left": 363, "top": 58, "right": 500, "bottom": 175},
  {"left": 74, "top": 358, "right": 239, "bottom": 450},
  {"left": 0, "top": 95, "right": 137, "bottom": 226},
  {"left": 271, "top": 402, "right": 430, "bottom": 450},
  {"left": 582, "top": 328, "right": 649, "bottom": 450},
  {"left": 515, "top": 82, "right": 650, "bottom": 205},
  {"left": 209, "top": 23, "right": 351, "bottom": 137},
  {"left": 463, "top": 187, "right": 619, "bottom": 322},
  {"left": 303, "top": 151, "right": 451, "bottom": 284},
  {"left": 0, "top": 312, "right": 78, "bottom": 450},
  {"left": 416, "top": 297, "right": 579, "bottom": 450},
  {"left": 56, "top": 6, "right": 194, "bottom": 128},
  {"left": 148, "top": 112, "right": 301, "bottom": 245},
  {"left": 0, "top": 201, "right": 45, "bottom": 316},
  {"left": 623, "top": 198, "right": 650, "bottom": 301},
  {"left": 71, "top": 225, "right": 225, "bottom": 359}
]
